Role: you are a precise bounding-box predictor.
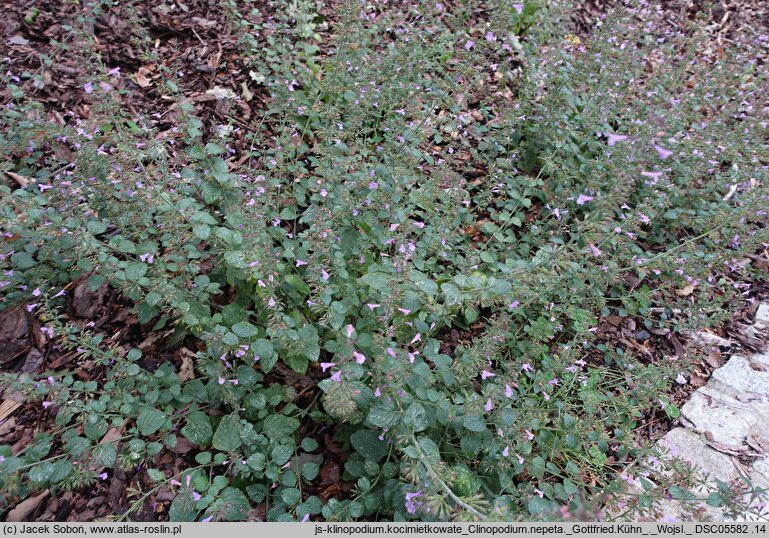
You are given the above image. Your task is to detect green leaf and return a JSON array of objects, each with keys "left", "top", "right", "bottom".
[
  {"left": 366, "top": 401, "right": 401, "bottom": 429},
  {"left": 246, "top": 453, "right": 267, "bottom": 471},
  {"left": 193, "top": 224, "right": 211, "bottom": 240},
  {"left": 411, "top": 271, "right": 438, "bottom": 295},
  {"left": 195, "top": 452, "right": 212, "bottom": 465},
  {"left": 281, "top": 487, "right": 301, "bottom": 505},
  {"left": 669, "top": 486, "right": 696, "bottom": 501},
  {"left": 50, "top": 460, "right": 73, "bottom": 483},
  {"left": 441, "top": 283, "right": 462, "bottom": 306},
  {"left": 231, "top": 321, "right": 258, "bottom": 338},
  {"left": 212, "top": 413, "right": 242, "bottom": 452},
  {"left": 169, "top": 494, "right": 199, "bottom": 522},
  {"left": 92, "top": 444, "right": 117, "bottom": 467},
  {"left": 706, "top": 492, "right": 723, "bottom": 507},
  {"left": 136, "top": 407, "right": 167, "bottom": 436},
  {"left": 182, "top": 412, "right": 213, "bottom": 446},
  {"left": 528, "top": 496, "right": 558, "bottom": 516},
  {"left": 283, "top": 274, "right": 311, "bottom": 296},
  {"left": 350, "top": 430, "right": 388, "bottom": 462},
  {"left": 83, "top": 417, "right": 108, "bottom": 441},
  {"left": 125, "top": 262, "right": 148, "bottom": 281},
  {"left": 462, "top": 414, "right": 486, "bottom": 432},
  {"left": 11, "top": 251, "right": 35, "bottom": 269},
  {"left": 301, "top": 438, "right": 319, "bottom": 452},
  {"left": 404, "top": 402, "right": 428, "bottom": 432},
  {"left": 302, "top": 462, "right": 320, "bottom": 481},
  {"left": 263, "top": 415, "right": 300, "bottom": 440},
  {"left": 271, "top": 444, "right": 293, "bottom": 466},
  {"left": 147, "top": 468, "right": 166, "bottom": 482},
  {"left": 464, "top": 307, "right": 479, "bottom": 324},
  {"left": 216, "top": 487, "right": 250, "bottom": 521}
]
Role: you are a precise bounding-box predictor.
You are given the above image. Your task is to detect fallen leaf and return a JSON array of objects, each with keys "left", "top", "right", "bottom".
[
  {"left": 179, "top": 348, "right": 196, "bottom": 382},
  {"left": 206, "top": 86, "right": 236, "bottom": 100},
  {"left": 134, "top": 72, "right": 151, "bottom": 88},
  {"left": 4, "top": 171, "right": 31, "bottom": 188},
  {"left": 7, "top": 490, "right": 49, "bottom": 521},
  {"left": 7, "top": 35, "right": 30, "bottom": 46},
  {"left": 676, "top": 282, "right": 696, "bottom": 296},
  {"left": 241, "top": 82, "right": 253, "bottom": 102},
  {"left": 0, "top": 400, "right": 22, "bottom": 422}
]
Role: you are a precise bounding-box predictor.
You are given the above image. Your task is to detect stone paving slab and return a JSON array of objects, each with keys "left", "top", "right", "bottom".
[
  {"left": 755, "top": 304, "right": 769, "bottom": 327},
  {"left": 681, "top": 386, "right": 769, "bottom": 445},
  {"left": 658, "top": 428, "right": 739, "bottom": 482},
  {"left": 709, "top": 355, "right": 769, "bottom": 399},
  {"left": 609, "top": 302, "right": 769, "bottom": 522}
]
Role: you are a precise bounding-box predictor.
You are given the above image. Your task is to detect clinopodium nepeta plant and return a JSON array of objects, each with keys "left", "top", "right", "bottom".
[{"left": 1, "top": 0, "right": 768, "bottom": 522}]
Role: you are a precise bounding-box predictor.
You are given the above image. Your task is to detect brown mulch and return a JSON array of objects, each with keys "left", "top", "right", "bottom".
[{"left": 1, "top": 0, "right": 767, "bottom": 522}]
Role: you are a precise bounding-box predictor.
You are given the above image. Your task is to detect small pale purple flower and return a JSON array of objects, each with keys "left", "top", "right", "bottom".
[
  {"left": 98, "top": 472, "right": 109, "bottom": 480},
  {"left": 607, "top": 133, "right": 628, "bottom": 146},
  {"left": 84, "top": 82, "right": 94, "bottom": 94},
  {"left": 405, "top": 491, "right": 423, "bottom": 514},
  {"left": 481, "top": 370, "right": 495, "bottom": 379},
  {"left": 464, "top": 40, "right": 475, "bottom": 50},
  {"left": 485, "top": 398, "right": 494, "bottom": 412},
  {"left": 653, "top": 143, "right": 673, "bottom": 159},
  {"left": 320, "top": 362, "right": 336, "bottom": 372},
  {"left": 576, "top": 194, "right": 594, "bottom": 205}
]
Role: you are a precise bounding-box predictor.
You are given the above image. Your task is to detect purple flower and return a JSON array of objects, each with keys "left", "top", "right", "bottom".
[
  {"left": 330, "top": 370, "right": 343, "bottom": 382},
  {"left": 98, "top": 472, "right": 109, "bottom": 480},
  {"left": 484, "top": 398, "right": 494, "bottom": 412},
  {"left": 522, "top": 363, "right": 533, "bottom": 372},
  {"left": 345, "top": 324, "right": 355, "bottom": 339},
  {"left": 464, "top": 40, "right": 475, "bottom": 50},
  {"left": 353, "top": 351, "right": 366, "bottom": 364},
  {"left": 202, "top": 516, "right": 213, "bottom": 523},
  {"left": 295, "top": 260, "right": 308, "bottom": 267},
  {"left": 485, "top": 31, "right": 496, "bottom": 42},
  {"left": 301, "top": 514, "right": 310, "bottom": 522},
  {"left": 192, "top": 491, "right": 202, "bottom": 501},
  {"left": 653, "top": 143, "right": 673, "bottom": 159},
  {"left": 512, "top": 3, "right": 524, "bottom": 14},
  {"left": 607, "top": 133, "right": 628, "bottom": 146},
  {"left": 481, "top": 370, "right": 495, "bottom": 379},
  {"left": 320, "top": 362, "right": 336, "bottom": 372},
  {"left": 404, "top": 491, "right": 423, "bottom": 514},
  {"left": 84, "top": 82, "right": 94, "bottom": 94},
  {"left": 366, "top": 303, "right": 380, "bottom": 310},
  {"left": 505, "top": 384, "right": 514, "bottom": 398},
  {"left": 42, "top": 401, "right": 53, "bottom": 409},
  {"left": 589, "top": 243, "right": 602, "bottom": 257},
  {"left": 576, "top": 194, "right": 594, "bottom": 205},
  {"left": 508, "top": 300, "right": 520, "bottom": 309},
  {"left": 502, "top": 446, "right": 510, "bottom": 457},
  {"left": 387, "top": 347, "right": 397, "bottom": 359}
]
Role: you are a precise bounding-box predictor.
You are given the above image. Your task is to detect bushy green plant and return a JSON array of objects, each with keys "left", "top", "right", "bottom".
[{"left": 1, "top": 0, "right": 767, "bottom": 522}]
